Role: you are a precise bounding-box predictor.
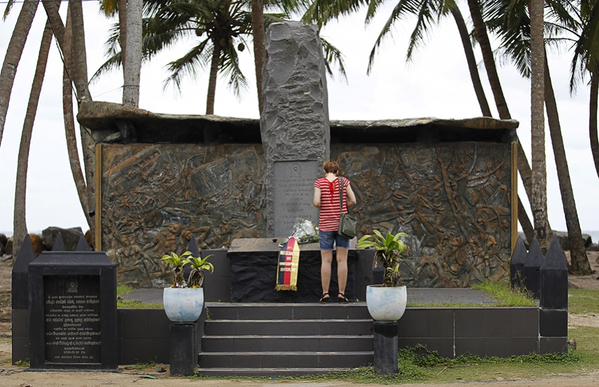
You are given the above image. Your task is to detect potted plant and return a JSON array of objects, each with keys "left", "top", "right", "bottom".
[
  {"left": 161, "top": 251, "right": 214, "bottom": 323},
  {"left": 358, "top": 230, "right": 409, "bottom": 321}
]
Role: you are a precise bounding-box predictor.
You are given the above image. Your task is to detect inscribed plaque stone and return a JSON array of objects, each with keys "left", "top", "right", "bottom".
[
  {"left": 273, "top": 161, "right": 319, "bottom": 236},
  {"left": 29, "top": 251, "right": 117, "bottom": 369},
  {"left": 44, "top": 275, "right": 101, "bottom": 364}
]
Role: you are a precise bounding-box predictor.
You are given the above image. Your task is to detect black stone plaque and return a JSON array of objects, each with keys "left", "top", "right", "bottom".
[
  {"left": 44, "top": 275, "right": 101, "bottom": 364},
  {"left": 29, "top": 251, "right": 117, "bottom": 369},
  {"left": 273, "top": 160, "right": 320, "bottom": 236}
]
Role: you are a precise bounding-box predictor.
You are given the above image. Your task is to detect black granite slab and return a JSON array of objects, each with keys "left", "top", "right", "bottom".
[{"left": 28, "top": 252, "right": 117, "bottom": 369}]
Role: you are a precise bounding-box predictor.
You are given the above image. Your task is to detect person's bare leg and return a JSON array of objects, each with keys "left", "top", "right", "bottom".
[
  {"left": 321, "top": 250, "right": 333, "bottom": 296},
  {"left": 336, "top": 247, "right": 349, "bottom": 296}
]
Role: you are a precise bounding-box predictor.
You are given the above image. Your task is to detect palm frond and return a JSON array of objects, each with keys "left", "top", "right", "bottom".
[
  {"left": 220, "top": 41, "right": 248, "bottom": 95},
  {"left": 406, "top": 0, "right": 437, "bottom": 61},
  {"left": 164, "top": 39, "right": 212, "bottom": 91},
  {"left": 302, "top": 0, "right": 366, "bottom": 27},
  {"left": 320, "top": 36, "right": 347, "bottom": 80},
  {"left": 367, "top": 0, "right": 421, "bottom": 74},
  {"left": 2, "top": 0, "right": 15, "bottom": 20},
  {"left": 90, "top": 52, "right": 122, "bottom": 83}
]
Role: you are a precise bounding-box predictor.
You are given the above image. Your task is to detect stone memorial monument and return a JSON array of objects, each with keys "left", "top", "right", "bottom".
[
  {"left": 28, "top": 251, "right": 117, "bottom": 369},
  {"left": 260, "top": 21, "right": 330, "bottom": 236}
]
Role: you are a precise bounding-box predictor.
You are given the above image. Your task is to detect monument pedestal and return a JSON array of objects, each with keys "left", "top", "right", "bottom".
[
  {"left": 228, "top": 238, "right": 373, "bottom": 302},
  {"left": 169, "top": 323, "right": 198, "bottom": 376},
  {"left": 373, "top": 321, "right": 399, "bottom": 375}
]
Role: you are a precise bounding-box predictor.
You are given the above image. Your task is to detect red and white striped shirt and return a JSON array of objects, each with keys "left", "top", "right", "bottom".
[{"left": 314, "top": 177, "right": 351, "bottom": 232}]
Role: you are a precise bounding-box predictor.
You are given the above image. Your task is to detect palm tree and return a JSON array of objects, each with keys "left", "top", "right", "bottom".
[
  {"left": 13, "top": 20, "right": 53, "bottom": 256},
  {"left": 123, "top": 0, "right": 143, "bottom": 106},
  {"left": 530, "top": 0, "right": 549, "bottom": 246},
  {"left": 95, "top": 0, "right": 261, "bottom": 115},
  {"left": 67, "top": 0, "right": 96, "bottom": 224},
  {"left": 63, "top": 4, "right": 92, "bottom": 231},
  {"left": 251, "top": 0, "right": 266, "bottom": 112},
  {"left": 568, "top": 0, "right": 599, "bottom": 179},
  {"left": 0, "top": 0, "right": 40, "bottom": 148},
  {"left": 485, "top": 0, "right": 591, "bottom": 271},
  {"left": 42, "top": 0, "right": 92, "bottom": 100}
]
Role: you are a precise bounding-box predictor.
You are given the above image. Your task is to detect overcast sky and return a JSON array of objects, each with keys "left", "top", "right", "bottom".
[{"left": 1, "top": 1, "right": 598, "bottom": 236}]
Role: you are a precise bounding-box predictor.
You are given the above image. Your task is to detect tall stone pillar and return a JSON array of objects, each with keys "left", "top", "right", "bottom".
[{"left": 260, "top": 21, "right": 330, "bottom": 237}]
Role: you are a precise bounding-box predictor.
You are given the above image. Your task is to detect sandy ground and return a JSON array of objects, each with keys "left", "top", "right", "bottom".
[{"left": 1, "top": 252, "right": 598, "bottom": 386}]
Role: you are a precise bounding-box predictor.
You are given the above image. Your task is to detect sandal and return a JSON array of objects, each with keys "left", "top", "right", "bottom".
[
  {"left": 320, "top": 292, "right": 330, "bottom": 303},
  {"left": 338, "top": 292, "right": 350, "bottom": 303}
]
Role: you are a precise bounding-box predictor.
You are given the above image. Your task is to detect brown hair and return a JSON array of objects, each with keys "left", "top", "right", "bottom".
[{"left": 323, "top": 161, "right": 340, "bottom": 174}]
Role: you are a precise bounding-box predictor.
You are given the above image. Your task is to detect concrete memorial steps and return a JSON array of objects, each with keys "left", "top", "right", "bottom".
[{"left": 198, "top": 303, "right": 373, "bottom": 376}]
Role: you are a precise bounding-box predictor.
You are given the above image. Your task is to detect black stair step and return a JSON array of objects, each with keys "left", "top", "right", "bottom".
[
  {"left": 206, "top": 302, "right": 371, "bottom": 320},
  {"left": 202, "top": 335, "right": 373, "bottom": 352},
  {"left": 196, "top": 367, "right": 359, "bottom": 376},
  {"left": 204, "top": 319, "right": 373, "bottom": 336},
  {"left": 198, "top": 351, "right": 373, "bottom": 368}
]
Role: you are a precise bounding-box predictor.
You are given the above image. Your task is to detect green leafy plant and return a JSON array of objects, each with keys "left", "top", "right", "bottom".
[
  {"left": 161, "top": 251, "right": 215, "bottom": 288},
  {"left": 184, "top": 255, "right": 214, "bottom": 288},
  {"left": 358, "top": 230, "right": 409, "bottom": 287},
  {"left": 161, "top": 251, "right": 192, "bottom": 288}
]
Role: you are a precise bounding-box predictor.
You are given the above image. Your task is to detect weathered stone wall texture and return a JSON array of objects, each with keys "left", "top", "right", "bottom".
[{"left": 101, "top": 141, "right": 511, "bottom": 287}]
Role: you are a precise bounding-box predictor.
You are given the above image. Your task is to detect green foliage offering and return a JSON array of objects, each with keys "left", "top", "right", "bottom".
[
  {"left": 185, "top": 255, "right": 214, "bottom": 288},
  {"left": 358, "top": 230, "right": 409, "bottom": 287},
  {"left": 161, "top": 250, "right": 214, "bottom": 288},
  {"left": 473, "top": 280, "right": 537, "bottom": 307},
  {"left": 161, "top": 251, "right": 192, "bottom": 288},
  {"left": 569, "top": 289, "right": 599, "bottom": 314}
]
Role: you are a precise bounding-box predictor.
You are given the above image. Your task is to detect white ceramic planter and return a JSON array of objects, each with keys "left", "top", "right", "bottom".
[
  {"left": 366, "top": 285, "right": 407, "bottom": 321},
  {"left": 163, "top": 287, "right": 204, "bottom": 323}
]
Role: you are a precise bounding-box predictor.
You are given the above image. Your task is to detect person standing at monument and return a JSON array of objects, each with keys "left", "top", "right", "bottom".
[{"left": 313, "top": 161, "right": 357, "bottom": 303}]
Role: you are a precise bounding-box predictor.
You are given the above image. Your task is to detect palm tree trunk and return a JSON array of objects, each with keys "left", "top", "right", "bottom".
[
  {"left": 450, "top": 6, "right": 491, "bottom": 117},
  {"left": 63, "top": 4, "right": 92, "bottom": 231},
  {"left": 590, "top": 74, "right": 599, "bottom": 179},
  {"left": 544, "top": 59, "right": 591, "bottom": 273},
  {"left": 518, "top": 197, "right": 535, "bottom": 242},
  {"left": 466, "top": 0, "right": 511, "bottom": 119},
  {"left": 119, "top": 0, "right": 128, "bottom": 80},
  {"left": 530, "top": 0, "right": 549, "bottom": 246},
  {"left": 251, "top": 0, "right": 266, "bottom": 113},
  {"left": 464, "top": 0, "right": 539, "bottom": 240},
  {"left": 123, "top": 0, "right": 142, "bottom": 107},
  {"left": 0, "top": 0, "right": 40, "bottom": 148},
  {"left": 13, "top": 21, "right": 52, "bottom": 256},
  {"left": 68, "top": 0, "right": 95, "bottom": 229},
  {"left": 42, "top": 0, "right": 92, "bottom": 101},
  {"left": 206, "top": 44, "right": 221, "bottom": 115}
]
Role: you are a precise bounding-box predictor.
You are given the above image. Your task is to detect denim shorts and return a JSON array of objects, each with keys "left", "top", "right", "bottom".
[{"left": 319, "top": 231, "right": 350, "bottom": 251}]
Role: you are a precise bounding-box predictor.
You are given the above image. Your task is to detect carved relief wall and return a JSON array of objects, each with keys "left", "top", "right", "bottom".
[
  {"left": 100, "top": 144, "right": 266, "bottom": 286},
  {"left": 100, "top": 141, "right": 512, "bottom": 287},
  {"left": 334, "top": 143, "right": 512, "bottom": 287}
]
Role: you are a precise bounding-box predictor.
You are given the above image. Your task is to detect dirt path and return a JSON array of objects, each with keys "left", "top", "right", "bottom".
[{"left": 0, "top": 369, "right": 598, "bottom": 387}]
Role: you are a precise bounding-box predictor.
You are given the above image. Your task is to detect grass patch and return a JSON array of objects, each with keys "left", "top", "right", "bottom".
[
  {"left": 569, "top": 289, "right": 599, "bottom": 314},
  {"left": 191, "top": 343, "right": 598, "bottom": 384},
  {"left": 473, "top": 280, "right": 536, "bottom": 307},
  {"left": 117, "top": 300, "right": 163, "bottom": 309},
  {"left": 117, "top": 284, "right": 134, "bottom": 297}
]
